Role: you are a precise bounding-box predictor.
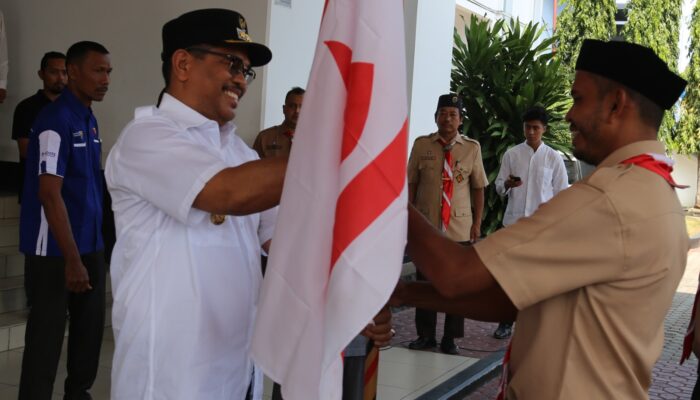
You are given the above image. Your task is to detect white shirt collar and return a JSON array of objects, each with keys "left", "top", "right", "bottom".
[
  {"left": 158, "top": 93, "right": 212, "bottom": 129},
  {"left": 157, "top": 92, "right": 237, "bottom": 146}
]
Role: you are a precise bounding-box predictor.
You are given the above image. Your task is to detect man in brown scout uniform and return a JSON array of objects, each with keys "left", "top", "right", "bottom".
[
  {"left": 253, "top": 86, "right": 304, "bottom": 158},
  {"left": 392, "top": 39, "right": 689, "bottom": 399},
  {"left": 406, "top": 94, "right": 488, "bottom": 355}
]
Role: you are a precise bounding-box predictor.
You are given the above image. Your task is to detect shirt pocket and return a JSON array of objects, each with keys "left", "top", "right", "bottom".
[
  {"left": 452, "top": 207, "right": 471, "bottom": 218},
  {"left": 418, "top": 163, "right": 437, "bottom": 186},
  {"left": 542, "top": 166, "right": 553, "bottom": 185}
]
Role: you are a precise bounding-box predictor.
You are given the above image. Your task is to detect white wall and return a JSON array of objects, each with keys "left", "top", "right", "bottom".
[
  {"left": 672, "top": 153, "right": 699, "bottom": 208},
  {"left": 262, "top": 0, "right": 324, "bottom": 130},
  {"left": 455, "top": 0, "right": 505, "bottom": 20},
  {"left": 404, "top": 0, "right": 456, "bottom": 143},
  {"left": 0, "top": 0, "right": 269, "bottom": 162},
  {"left": 510, "top": 0, "right": 535, "bottom": 23},
  {"left": 456, "top": 0, "right": 546, "bottom": 25}
]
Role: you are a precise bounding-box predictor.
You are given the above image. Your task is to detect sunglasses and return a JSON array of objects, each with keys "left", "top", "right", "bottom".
[{"left": 186, "top": 47, "right": 256, "bottom": 83}]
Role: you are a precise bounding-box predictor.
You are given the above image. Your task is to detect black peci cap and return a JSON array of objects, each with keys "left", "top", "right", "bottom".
[
  {"left": 162, "top": 8, "right": 272, "bottom": 67},
  {"left": 436, "top": 94, "right": 462, "bottom": 112},
  {"left": 575, "top": 39, "right": 686, "bottom": 110}
]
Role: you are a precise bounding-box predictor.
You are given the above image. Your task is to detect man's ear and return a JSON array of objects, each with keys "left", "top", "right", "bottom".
[
  {"left": 602, "top": 86, "right": 628, "bottom": 123},
  {"left": 612, "top": 87, "right": 629, "bottom": 116},
  {"left": 67, "top": 63, "right": 79, "bottom": 82},
  {"left": 171, "top": 49, "right": 193, "bottom": 82}
]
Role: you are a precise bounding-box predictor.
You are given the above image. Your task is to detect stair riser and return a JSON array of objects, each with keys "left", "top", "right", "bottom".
[
  {"left": 0, "top": 196, "right": 20, "bottom": 220},
  {"left": 0, "top": 306, "right": 112, "bottom": 351},
  {"left": 0, "top": 286, "right": 26, "bottom": 314},
  {"left": 0, "top": 223, "right": 18, "bottom": 248},
  {"left": 3, "top": 254, "right": 24, "bottom": 278}
]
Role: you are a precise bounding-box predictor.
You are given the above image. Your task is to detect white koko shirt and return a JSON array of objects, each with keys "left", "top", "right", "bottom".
[
  {"left": 495, "top": 141, "right": 568, "bottom": 226},
  {"left": 105, "top": 94, "right": 277, "bottom": 400}
]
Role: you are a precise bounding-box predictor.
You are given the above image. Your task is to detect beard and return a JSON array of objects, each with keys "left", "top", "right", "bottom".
[
  {"left": 47, "top": 84, "right": 65, "bottom": 96},
  {"left": 570, "top": 123, "right": 603, "bottom": 166}
]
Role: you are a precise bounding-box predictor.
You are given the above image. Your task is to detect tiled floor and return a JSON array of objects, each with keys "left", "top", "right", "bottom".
[
  {"left": 0, "top": 328, "right": 478, "bottom": 400},
  {"left": 0, "top": 329, "right": 113, "bottom": 399}
]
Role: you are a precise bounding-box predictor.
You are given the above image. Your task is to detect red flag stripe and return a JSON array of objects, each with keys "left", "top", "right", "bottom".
[
  {"left": 330, "top": 119, "right": 408, "bottom": 269},
  {"left": 325, "top": 41, "right": 374, "bottom": 161},
  {"left": 326, "top": 41, "right": 352, "bottom": 88},
  {"left": 341, "top": 63, "right": 373, "bottom": 161}
]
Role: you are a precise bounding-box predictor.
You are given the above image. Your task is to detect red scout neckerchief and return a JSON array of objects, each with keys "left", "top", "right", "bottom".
[
  {"left": 496, "top": 152, "right": 688, "bottom": 399},
  {"left": 620, "top": 153, "right": 689, "bottom": 189},
  {"left": 438, "top": 138, "right": 454, "bottom": 232}
]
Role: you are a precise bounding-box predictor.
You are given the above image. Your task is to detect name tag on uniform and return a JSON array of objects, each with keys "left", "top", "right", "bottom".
[
  {"left": 266, "top": 144, "right": 282, "bottom": 150},
  {"left": 72, "top": 131, "right": 84, "bottom": 139},
  {"left": 420, "top": 155, "right": 436, "bottom": 160}
]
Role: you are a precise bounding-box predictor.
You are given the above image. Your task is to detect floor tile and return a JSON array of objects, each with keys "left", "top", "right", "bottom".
[
  {"left": 378, "top": 359, "right": 452, "bottom": 391},
  {"left": 8, "top": 323, "right": 25, "bottom": 349},
  {"left": 377, "top": 383, "right": 413, "bottom": 399},
  {"left": 0, "top": 349, "right": 23, "bottom": 385},
  {"left": 380, "top": 346, "right": 474, "bottom": 369}
]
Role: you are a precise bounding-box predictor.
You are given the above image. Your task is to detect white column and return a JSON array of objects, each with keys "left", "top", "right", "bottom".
[{"left": 403, "top": 0, "right": 456, "bottom": 146}]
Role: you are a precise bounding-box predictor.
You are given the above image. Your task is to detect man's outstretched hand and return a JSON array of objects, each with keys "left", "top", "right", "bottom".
[{"left": 362, "top": 305, "right": 393, "bottom": 348}]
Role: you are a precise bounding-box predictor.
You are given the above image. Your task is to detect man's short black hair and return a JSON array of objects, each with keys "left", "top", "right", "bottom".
[
  {"left": 40, "top": 52, "right": 66, "bottom": 71},
  {"left": 522, "top": 106, "right": 548, "bottom": 125},
  {"left": 285, "top": 87, "right": 305, "bottom": 102},
  {"left": 66, "top": 41, "right": 109, "bottom": 66}
]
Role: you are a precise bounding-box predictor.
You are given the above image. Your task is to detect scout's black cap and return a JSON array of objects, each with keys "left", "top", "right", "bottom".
[
  {"left": 436, "top": 94, "right": 462, "bottom": 112},
  {"left": 575, "top": 39, "right": 686, "bottom": 110},
  {"left": 162, "top": 8, "right": 272, "bottom": 67}
]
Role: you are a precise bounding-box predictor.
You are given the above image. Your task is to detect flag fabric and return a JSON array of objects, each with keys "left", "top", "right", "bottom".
[{"left": 250, "top": 0, "right": 409, "bottom": 398}]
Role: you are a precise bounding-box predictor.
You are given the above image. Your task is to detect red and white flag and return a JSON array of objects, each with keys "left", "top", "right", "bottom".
[{"left": 251, "top": 0, "right": 408, "bottom": 398}]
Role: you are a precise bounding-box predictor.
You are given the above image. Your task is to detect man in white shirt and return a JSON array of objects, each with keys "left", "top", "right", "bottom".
[
  {"left": 105, "top": 9, "right": 285, "bottom": 400},
  {"left": 491, "top": 106, "right": 568, "bottom": 339}
]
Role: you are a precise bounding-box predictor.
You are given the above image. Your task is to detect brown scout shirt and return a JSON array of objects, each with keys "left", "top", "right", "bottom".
[
  {"left": 252, "top": 124, "right": 292, "bottom": 159},
  {"left": 407, "top": 132, "right": 488, "bottom": 242},
  {"left": 474, "top": 141, "right": 688, "bottom": 399}
]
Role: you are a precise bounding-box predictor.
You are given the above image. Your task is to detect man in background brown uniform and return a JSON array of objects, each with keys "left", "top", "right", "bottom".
[
  {"left": 392, "top": 39, "right": 688, "bottom": 399},
  {"left": 406, "top": 94, "right": 488, "bottom": 355},
  {"left": 253, "top": 86, "right": 304, "bottom": 158}
]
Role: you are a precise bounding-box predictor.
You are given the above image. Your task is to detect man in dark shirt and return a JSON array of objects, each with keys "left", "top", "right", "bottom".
[
  {"left": 11, "top": 52, "right": 66, "bottom": 308},
  {"left": 12, "top": 51, "right": 67, "bottom": 202}
]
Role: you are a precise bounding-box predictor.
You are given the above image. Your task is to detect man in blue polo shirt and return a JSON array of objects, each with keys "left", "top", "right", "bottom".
[{"left": 18, "top": 41, "right": 111, "bottom": 400}]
